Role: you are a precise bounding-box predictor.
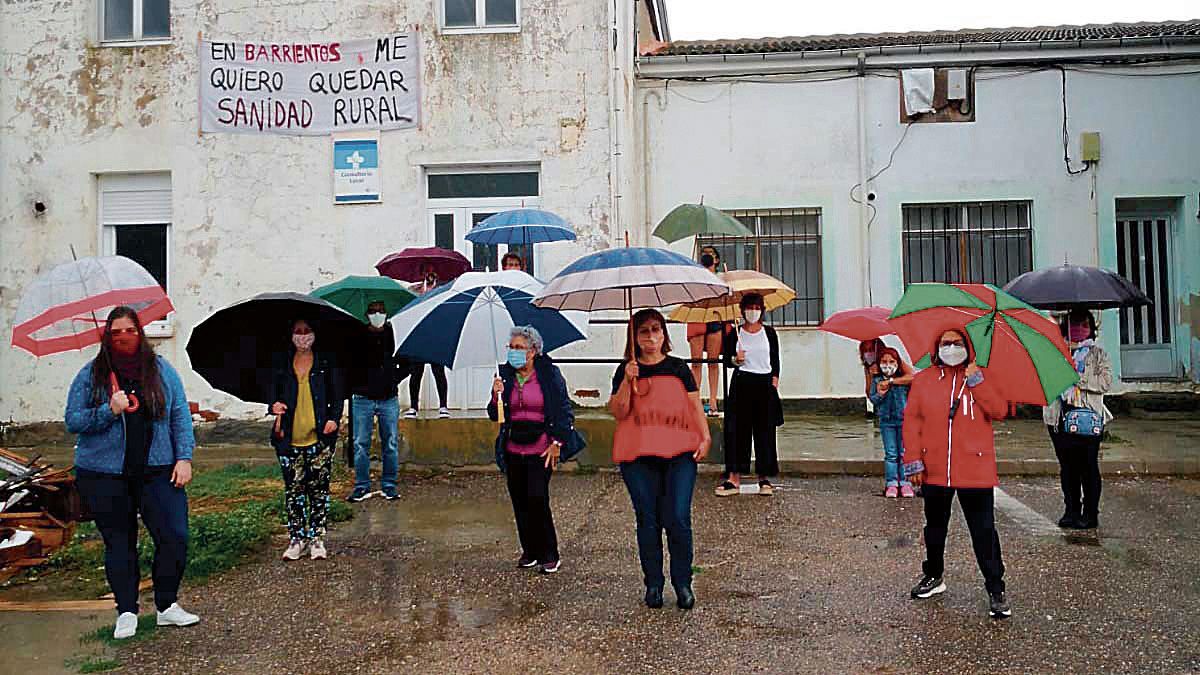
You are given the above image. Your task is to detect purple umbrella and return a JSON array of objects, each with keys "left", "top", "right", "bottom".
[{"left": 376, "top": 247, "right": 471, "bottom": 284}]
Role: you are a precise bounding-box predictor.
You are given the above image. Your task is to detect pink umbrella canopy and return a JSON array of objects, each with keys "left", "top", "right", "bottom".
[
  {"left": 376, "top": 247, "right": 471, "bottom": 284},
  {"left": 11, "top": 256, "right": 173, "bottom": 357},
  {"left": 819, "top": 306, "right": 894, "bottom": 342}
]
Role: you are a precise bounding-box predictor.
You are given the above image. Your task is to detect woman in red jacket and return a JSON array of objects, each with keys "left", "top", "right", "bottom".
[{"left": 902, "top": 328, "right": 1012, "bottom": 620}]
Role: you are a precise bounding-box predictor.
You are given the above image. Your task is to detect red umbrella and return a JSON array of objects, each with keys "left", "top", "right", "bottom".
[
  {"left": 376, "top": 247, "right": 471, "bottom": 284},
  {"left": 820, "top": 306, "right": 894, "bottom": 341}
]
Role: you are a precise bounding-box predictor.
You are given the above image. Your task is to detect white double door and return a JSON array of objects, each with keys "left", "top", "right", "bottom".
[{"left": 424, "top": 201, "right": 540, "bottom": 410}]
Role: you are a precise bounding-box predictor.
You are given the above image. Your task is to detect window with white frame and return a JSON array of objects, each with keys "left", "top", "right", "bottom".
[
  {"left": 698, "top": 207, "right": 824, "bottom": 327},
  {"left": 101, "top": 0, "right": 170, "bottom": 43},
  {"left": 100, "top": 173, "right": 173, "bottom": 333},
  {"left": 902, "top": 200, "right": 1033, "bottom": 287},
  {"left": 441, "top": 0, "right": 519, "bottom": 31},
  {"left": 425, "top": 166, "right": 539, "bottom": 276}
]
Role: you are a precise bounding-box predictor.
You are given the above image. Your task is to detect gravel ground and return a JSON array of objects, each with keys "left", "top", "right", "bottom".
[{"left": 116, "top": 474, "right": 1200, "bottom": 674}]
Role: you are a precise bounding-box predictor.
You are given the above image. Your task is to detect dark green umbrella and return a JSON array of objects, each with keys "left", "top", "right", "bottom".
[
  {"left": 311, "top": 275, "right": 416, "bottom": 323},
  {"left": 652, "top": 203, "right": 753, "bottom": 243}
]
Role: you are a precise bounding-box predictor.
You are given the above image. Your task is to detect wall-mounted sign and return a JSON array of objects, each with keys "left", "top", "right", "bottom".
[
  {"left": 200, "top": 33, "right": 421, "bottom": 136},
  {"left": 333, "top": 135, "right": 380, "bottom": 204}
]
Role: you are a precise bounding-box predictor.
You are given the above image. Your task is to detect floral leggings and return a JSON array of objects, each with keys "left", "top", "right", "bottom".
[{"left": 276, "top": 442, "right": 334, "bottom": 540}]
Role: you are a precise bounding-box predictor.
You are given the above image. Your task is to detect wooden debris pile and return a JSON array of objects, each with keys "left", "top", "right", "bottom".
[{"left": 0, "top": 448, "right": 83, "bottom": 583}]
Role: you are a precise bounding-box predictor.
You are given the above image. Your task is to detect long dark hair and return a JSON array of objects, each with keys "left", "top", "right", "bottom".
[
  {"left": 91, "top": 306, "right": 166, "bottom": 419},
  {"left": 624, "top": 309, "right": 672, "bottom": 361},
  {"left": 1059, "top": 309, "right": 1097, "bottom": 340}
]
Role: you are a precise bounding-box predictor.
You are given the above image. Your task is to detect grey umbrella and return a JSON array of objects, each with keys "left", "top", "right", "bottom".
[{"left": 1003, "top": 263, "right": 1152, "bottom": 310}]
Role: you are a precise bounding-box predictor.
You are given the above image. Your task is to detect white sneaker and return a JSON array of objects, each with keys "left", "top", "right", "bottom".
[
  {"left": 156, "top": 603, "right": 200, "bottom": 627},
  {"left": 438, "top": 407, "right": 451, "bottom": 419},
  {"left": 282, "top": 539, "right": 306, "bottom": 560},
  {"left": 402, "top": 408, "right": 418, "bottom": 419},
  {"left": 309, "top": 539, "right": 327, "bottom": 560},
  {"left": 113, "top": 611, "right": 138, "bottom": 640}
]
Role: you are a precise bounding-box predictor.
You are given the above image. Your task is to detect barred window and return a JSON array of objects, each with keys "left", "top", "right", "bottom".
[
  {"left": 902, "top": 201, "right": 1033, "bottom": 286},
  {"left": 698, "top": 207, "right": 823, "bottom": 326}
]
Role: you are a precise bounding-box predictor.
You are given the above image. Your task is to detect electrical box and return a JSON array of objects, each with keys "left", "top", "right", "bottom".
[
  {"left": 946, "top": 69, "right": 968, "bottom": 100},
  {"left": 1081, "top": 132, "right": 1101, "bottom": 162}
]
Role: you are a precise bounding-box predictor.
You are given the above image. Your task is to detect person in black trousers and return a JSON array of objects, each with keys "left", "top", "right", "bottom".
[{"left": 714, "top": 293, "right": 783, "bottom": 497}]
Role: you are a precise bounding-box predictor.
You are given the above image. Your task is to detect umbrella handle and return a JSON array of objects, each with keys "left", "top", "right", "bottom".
[
  {"left": 495, "top": 367, "right": 506, "bottom": 425},
  {"left": 109, "top": 372, "right": 140, "bottom": 413}
]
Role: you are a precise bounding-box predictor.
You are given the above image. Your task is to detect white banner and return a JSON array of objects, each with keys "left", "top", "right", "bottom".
[{"left": 200, "top": 33, "right": 420, "bottom": 136}]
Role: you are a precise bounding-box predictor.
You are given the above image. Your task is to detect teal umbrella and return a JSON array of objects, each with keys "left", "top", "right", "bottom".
[
  {"left": 652, "top": 203, "right": 753, "bottom": 243},
  {"left": 311, "top": 275, "right": 416, "bottom": 323}
]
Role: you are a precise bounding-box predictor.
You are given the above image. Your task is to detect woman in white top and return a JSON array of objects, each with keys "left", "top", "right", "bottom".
[{"left": 715, "top": 293, "right": 783, "bottom": 497}]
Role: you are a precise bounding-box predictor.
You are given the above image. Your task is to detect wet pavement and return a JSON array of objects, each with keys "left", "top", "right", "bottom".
[{"left": 57, "top": 472, "right": 1195, "bottom": 674}]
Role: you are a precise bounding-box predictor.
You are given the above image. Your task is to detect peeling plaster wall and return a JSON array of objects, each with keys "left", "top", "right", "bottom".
[{"left": 0, "top": 0, "right": 620, "bottom": 422}]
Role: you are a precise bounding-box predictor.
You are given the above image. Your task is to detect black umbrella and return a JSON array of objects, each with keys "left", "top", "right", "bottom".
[
  {"left": 187, "top": 292, "right": 367, "bottom": 405},
  {"left": 1003, "top": 264, "right": 1152, "bottom": 311}
]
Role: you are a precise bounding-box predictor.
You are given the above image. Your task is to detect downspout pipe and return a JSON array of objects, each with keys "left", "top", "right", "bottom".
[{"left": 855, "top": 52, "right": 871, "bottom": 306}]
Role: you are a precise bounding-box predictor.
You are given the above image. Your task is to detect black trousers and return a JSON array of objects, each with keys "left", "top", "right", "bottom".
[
  {"left": 725, "top": 372, "right": 779, "bottom": 477},
  {"left": 504, "top": 451, "right": 559, "bottom": 564},
  {"left": 409, "top": 362, "right": 448, "bottom": 409},
  {"left": 1047, "top": 426, "right": 1102, "bottom": 518},
  {"left": 922, "top": 484, "right": 1005, "bottom": 594},
  {"left": 75, "top": 468, "right": 189, "bottom": 615}
]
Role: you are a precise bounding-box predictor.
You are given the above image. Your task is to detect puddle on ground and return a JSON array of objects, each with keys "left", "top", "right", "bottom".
[
  {"left": 873, "top": 534, "right": 916, "bottom": 550},
  {"left": 336, "top": 494, "right": 514, "bottom": 549},
  {"left": 0, "top": 610, "right": 111, "bottom": 674}
]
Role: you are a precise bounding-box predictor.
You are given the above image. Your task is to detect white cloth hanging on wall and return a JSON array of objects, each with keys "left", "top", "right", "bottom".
[{"left": 902, "top": 68, "right": 936, "bottom": 115}]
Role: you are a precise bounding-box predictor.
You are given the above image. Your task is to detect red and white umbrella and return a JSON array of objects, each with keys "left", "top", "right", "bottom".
[{"left": 11, "top": 255, "right": 173, "bottom": 357}]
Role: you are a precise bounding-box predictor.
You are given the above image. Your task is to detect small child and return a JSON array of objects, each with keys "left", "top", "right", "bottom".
[{"left": 869, "top": 347, "right": 915, "bottom": 498}]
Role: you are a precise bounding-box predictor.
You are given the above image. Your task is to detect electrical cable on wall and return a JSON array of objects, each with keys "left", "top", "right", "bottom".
[
  {"left": 849, "top": 122, "right": 915, "bottom": 305},
  {"left": 1059, "top": 67, "right": 1090, "bottom": 176}
]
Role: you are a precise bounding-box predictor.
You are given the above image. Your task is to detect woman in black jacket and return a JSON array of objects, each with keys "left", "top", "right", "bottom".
[
  {"left": 715, "top": 293, "right": 783, "bottom": 497},
  {"left": 269, "top": 319, "right": 345, "bottom": 561},
  {"left": 488, "top": 326, "right": 585, "bottom": 575}
]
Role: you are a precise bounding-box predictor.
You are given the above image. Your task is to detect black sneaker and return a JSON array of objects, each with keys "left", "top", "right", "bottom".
[
  {"left": 347, "top": 488, "right": 373, "bottom": 503},
  {"left": 910, "top": 575, "right": 946, "bottom": 599},
  {"left": 1058, "top": 512, "right": 1082, "bottom": 529},
  {"left": 381, "top": 489, "right": 399, "bottom": 501},
  {"left": 516, "top": 555, "right": 538, "bottom": 569},
  {"left": 539, "top": 560, "right": 562, "bottom": 574},
  {"left": 988, "top": 591, "right": 1012, "bottom": 619}
]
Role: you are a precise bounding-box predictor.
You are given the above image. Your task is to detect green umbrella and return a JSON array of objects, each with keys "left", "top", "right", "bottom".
[
  {"left": 652, "top": 203, "right": 753, "bottom": 243},
  {"left": 311, "top": 275, "right": 416, "bottom": 324}
]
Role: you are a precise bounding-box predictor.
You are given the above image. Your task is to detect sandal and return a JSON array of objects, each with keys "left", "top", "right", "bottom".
[
  {"left": 757, "top": 480, "right": 775, "bottom": 496},
  {"left": 714, "top": 480, "right": 739, "bottom": 497}
]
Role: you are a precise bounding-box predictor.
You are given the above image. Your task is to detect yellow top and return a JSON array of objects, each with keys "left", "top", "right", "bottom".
[{"left": 291, "top": 364, "right": 318, "bottom": 447}]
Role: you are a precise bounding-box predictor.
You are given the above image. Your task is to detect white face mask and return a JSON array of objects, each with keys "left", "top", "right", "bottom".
[
  {"left": 939, "top": 344, "right": 968, "bottom": 367},
  {"left": 743, "top": 309, "right": 762, "bottom": 324},
  {"left": 367, "top": 312, "right": 387, "bottom": 328},
  {"left": 880, "top": 363, "right": 898, "bottom": 376}
]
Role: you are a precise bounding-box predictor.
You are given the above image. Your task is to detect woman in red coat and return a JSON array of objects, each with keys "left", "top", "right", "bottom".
[{"left": 902, "top": 328, "right": 1012, "bottom": 619}]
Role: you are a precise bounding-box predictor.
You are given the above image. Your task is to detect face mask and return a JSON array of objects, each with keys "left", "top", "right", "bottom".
[
  {"left": 367, "top": 312, "right": 387, "bottom": 328},
  {"left": 863, "top": 352, "right": 877, "bottom": 365},
  {"left": 880, "top": 363, "right": 898, "bottom": 376},
  {"left": 293, "top": 333, "right": 315, "bottom": 351},
  {"left": 110, "top": 332, "right": 140, "bottom": 357},
  {"left": 939, "top": 344, "right": 968, "bottom": 367},
  {"left": 700, "top": 254, "right": 715, "bottom": 268},
  {"left": 1068, "top": 323, "right": 1090, "bottom": 342},
  {"left": 743, "top": 309, "right": 762, "bottom": 324},
  {"left": 507, "top": 348, "right": 528, "bottom": 369}
]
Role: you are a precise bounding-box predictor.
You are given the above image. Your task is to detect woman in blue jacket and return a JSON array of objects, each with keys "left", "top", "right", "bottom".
[
  {"left": 65, "top": 306, "right": 198, "bottom": 641},
  {"left": 488, "top": 326, "right": 585, "bottom": 575}
]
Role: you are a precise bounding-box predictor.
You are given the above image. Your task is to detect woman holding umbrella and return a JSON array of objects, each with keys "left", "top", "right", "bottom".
[
  {"left": 269, "top": 318, "right": 344, "bottom": 561},
  {"left": 487, "top": 325, "right": 585, "bottom": 575},
  {"left": 65, "top": 307, "right": 199, "bottom": 640},
  {"left": 406, "top": 263, "right": 450, "bottom": 419},
  {"left": 610, "top": 309, "right": 711, "bottom": 610},
  {"left": 1043, "top": 309, "right": 1112, "bottom": 529},
  {"left": 903, "top": 328, "right": 1011, "bottom": 620}
]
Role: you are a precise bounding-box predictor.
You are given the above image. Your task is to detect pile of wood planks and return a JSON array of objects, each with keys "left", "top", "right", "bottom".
[{"left": 0, "top": 448, "right": 83, "bottom": 584}]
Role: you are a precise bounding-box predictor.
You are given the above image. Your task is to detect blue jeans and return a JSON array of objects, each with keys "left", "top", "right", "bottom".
[
  {"left": 880, "top": 423, "right": 911, "bottom": 487},
  {"left": 75, "top": 467, "right": 189, "bottom": 614},
  {"left": 351, "top": 395, "right": 400, "bottom": 492},
  {"left": 618, "top": 453, "right": 697, "bottom": 592}
]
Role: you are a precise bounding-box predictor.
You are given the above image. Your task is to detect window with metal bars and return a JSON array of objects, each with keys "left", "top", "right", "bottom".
[
  {"left": 902, "top": 201, "right": 1033, "bottom": 287},
  {"left": 697, "top": 208, "right": 823, "bottom": 327}
]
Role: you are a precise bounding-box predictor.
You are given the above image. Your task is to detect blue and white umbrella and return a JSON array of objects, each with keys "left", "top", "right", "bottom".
[
  {"left": 465, "top": 209, "right": 575, "bottom": 246},
  {"left": 532, "top": 247, "right": 729, "bottom": 312},
  {"left": 389, "top": 270, "right": 587, "bottom": 369}
]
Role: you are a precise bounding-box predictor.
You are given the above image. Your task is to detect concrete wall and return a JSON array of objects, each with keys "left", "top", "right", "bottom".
[
  {"left": 635, "top": 65, "right": 1200, "bottom": 399},
  {"left": 0, "top": 0, "right": 622, "bottom": 422}
]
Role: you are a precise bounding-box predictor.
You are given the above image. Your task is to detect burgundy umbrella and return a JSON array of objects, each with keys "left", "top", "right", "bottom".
[{"left": 376, "top": 247, "right": 471, "bottom": 283}]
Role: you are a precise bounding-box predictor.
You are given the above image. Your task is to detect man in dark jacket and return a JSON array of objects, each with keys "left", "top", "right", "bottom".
[{"left": 346, "top": 301, "right": 409, "bottom": 502}]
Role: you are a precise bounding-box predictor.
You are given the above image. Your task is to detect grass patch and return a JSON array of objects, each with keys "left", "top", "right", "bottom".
[
  {"left": 81, "top": 613, "right": 159, "bottom": 647},
  {"left": 65, "top": 656, "right": 122, "bottom": 673}
]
